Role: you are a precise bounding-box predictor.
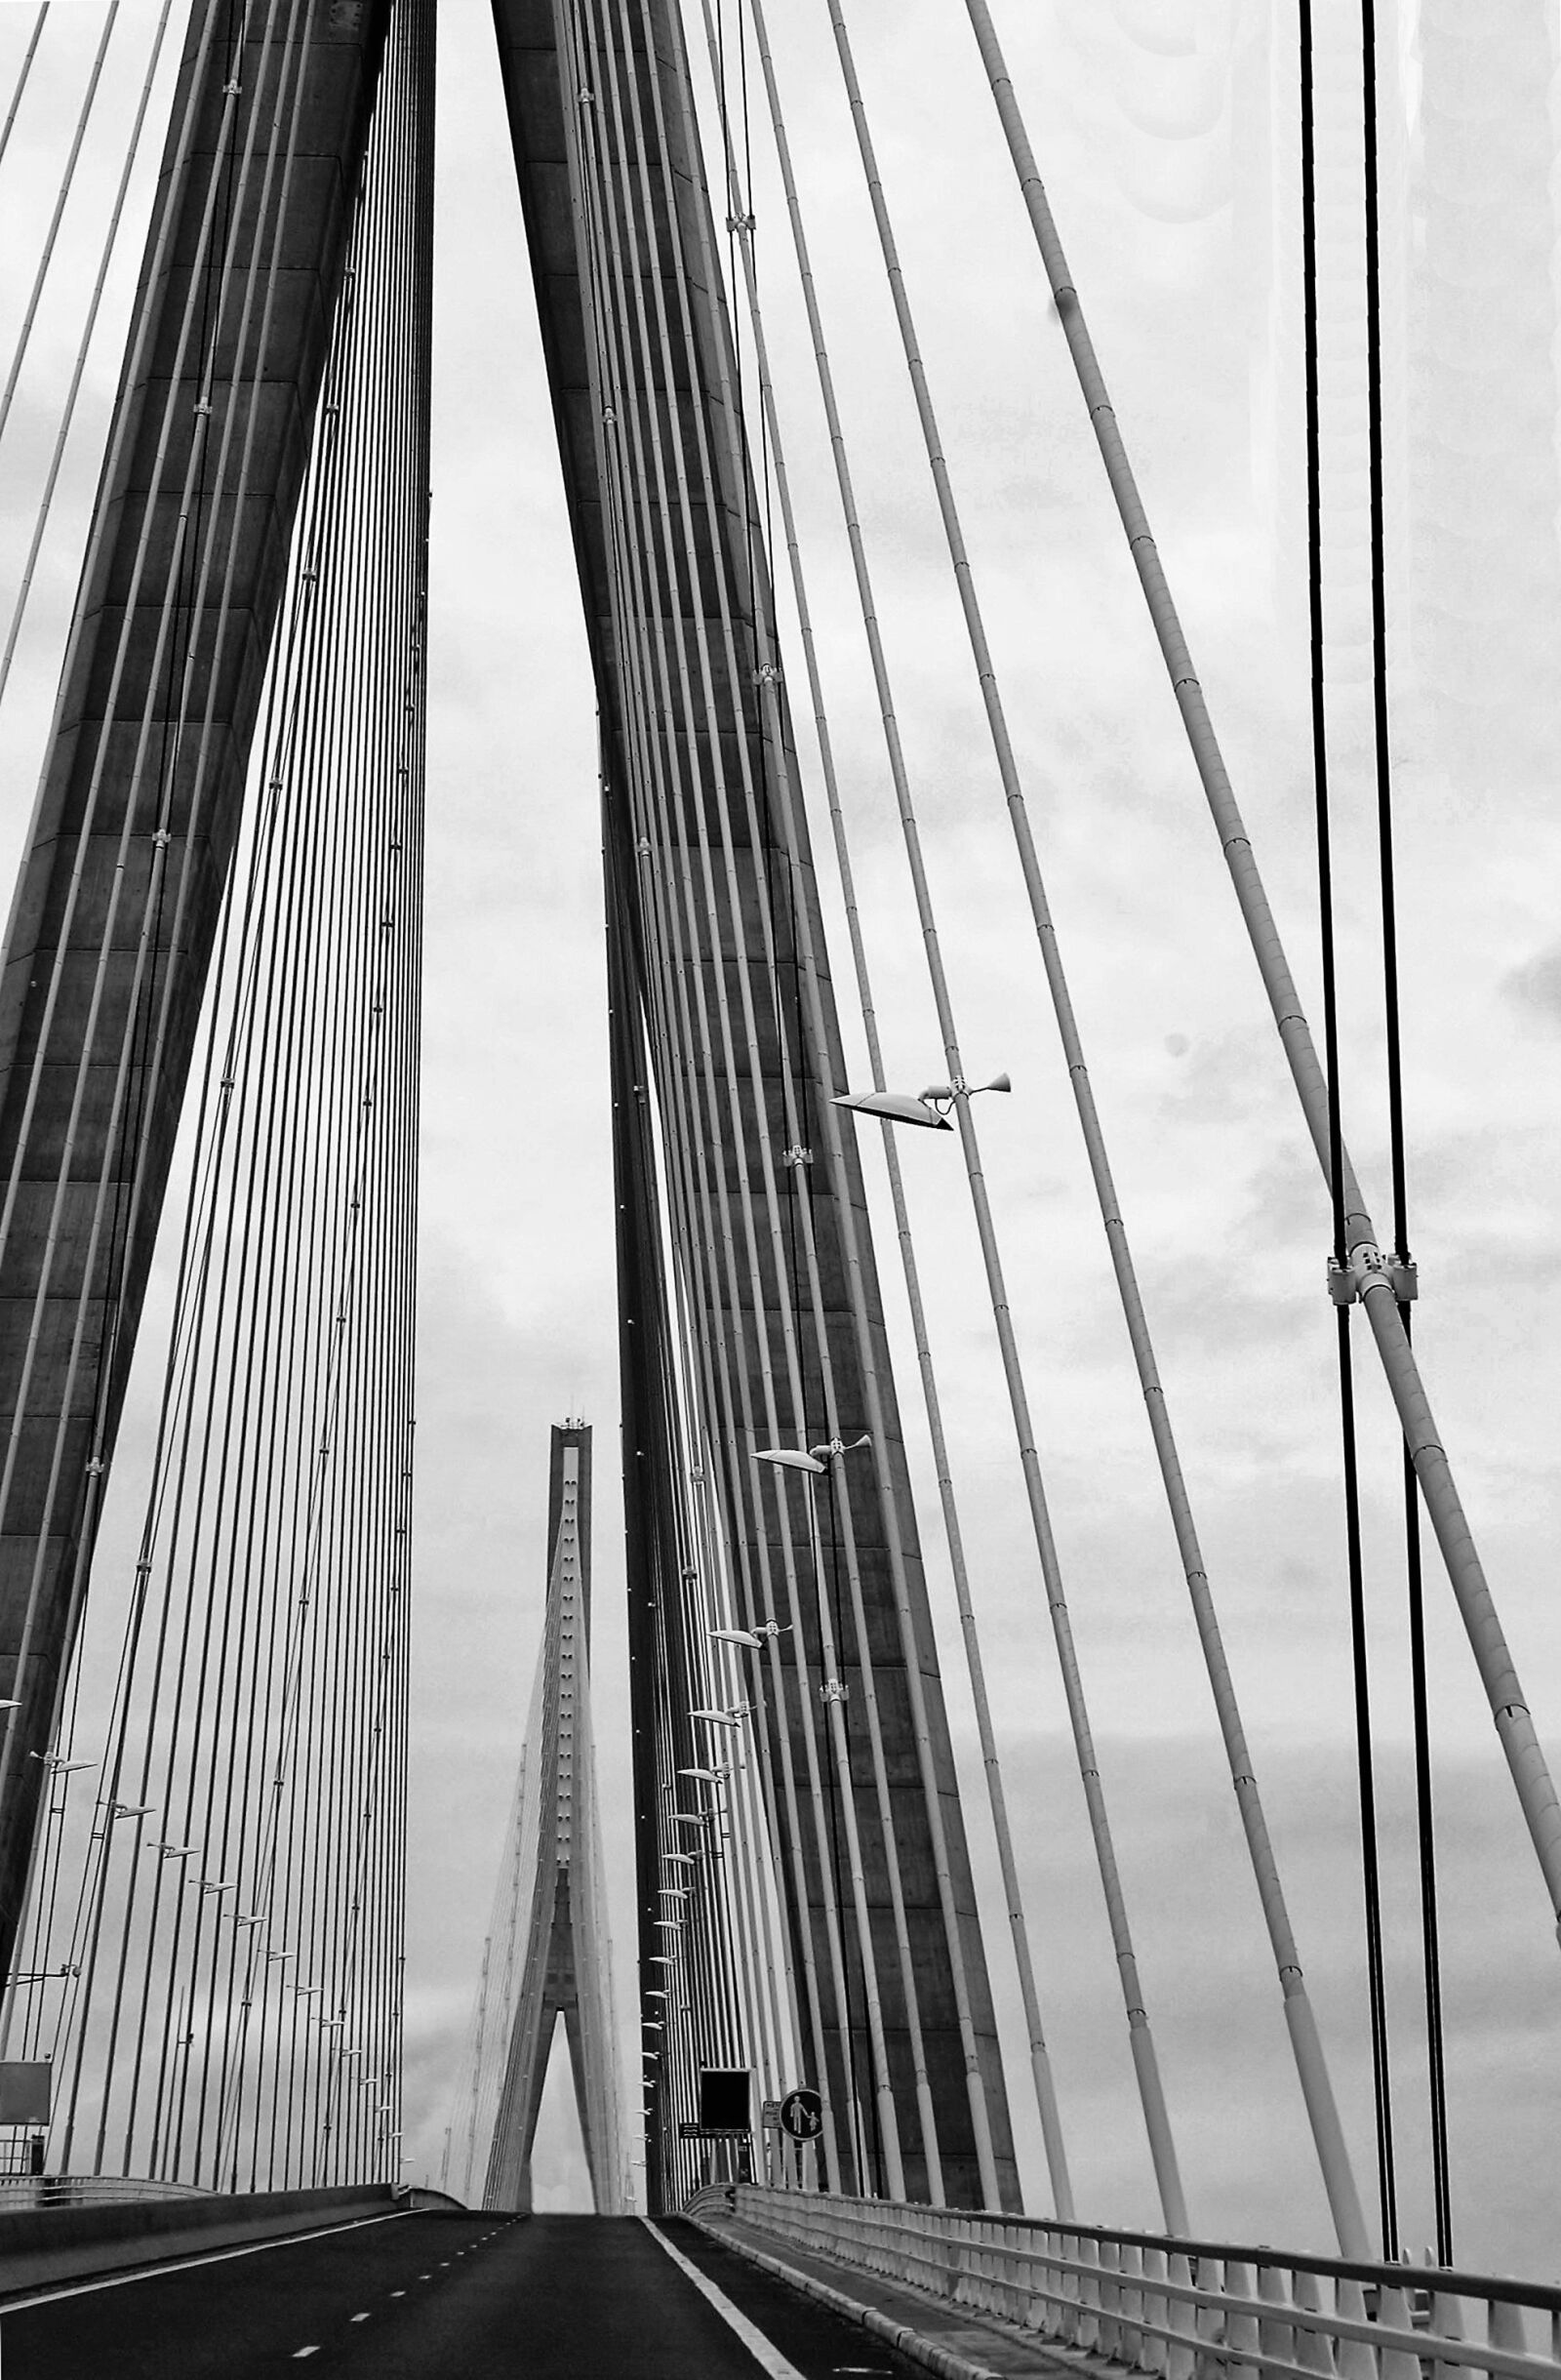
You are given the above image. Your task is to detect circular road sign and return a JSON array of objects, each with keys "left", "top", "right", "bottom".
[{"left": 778, "top": 2086, "right": 823, "bottom": 2143}]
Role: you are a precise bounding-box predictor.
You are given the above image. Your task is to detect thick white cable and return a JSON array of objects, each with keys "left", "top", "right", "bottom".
[
  {"left": 958, "top": 0, "right": 1561, "bottom": 1984},
  {"left": 564, "top": 12, "right": 841, "bottom": 2188},
  {"left": 700, "top": 0, "right": 1061, "bottom": 2213},
  {"left": 0, "top": 0, "right": 175, "bottom": 716},
  {"left": 47, "top": 0, "right": 321, "bottom": 2175},
  {"left": 0, "top": 1, "right": 121, "bottom": 452},
  {"left": 608, "top": 0, "right": 923, "bottom": 2199},
  {"left": 684, "top": 0, "right": 956, "bottom": 2211},
  {"left": 757, "top": 0, "right": 1188, "bottom": 2229},
  {"left": 773, "top": 0, "right": 1363, "bottom": 2254},
  {"left": 568, "top": 0, "right": 862, "bottom": 2194},
  {"left": 0, "top": 5, "right": 50, "bottom": 176},
  {"left": 0, "top": 0, "right": 256, "bottom": 1845}
]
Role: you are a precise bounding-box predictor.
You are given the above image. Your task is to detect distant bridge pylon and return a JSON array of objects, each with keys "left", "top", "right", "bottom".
[{"left": 476, "top": 1425, "right": 622, "bottom": 2216}]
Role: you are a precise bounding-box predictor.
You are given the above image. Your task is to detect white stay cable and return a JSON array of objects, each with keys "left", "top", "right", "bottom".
[
  {"left": 805, "top": 0, "right": 1374, "bottom": 2258},
  {"left": 670, "top": 0, "right": 1007, "bottom": 2211},
  {"left": 580, "top": 0, "right": 904, "bottom": 2198},
  {"left": 957, "top": 0, "right": 1561, "bottom": 1988},
  {"left": 0, "top": 0, "right": 122, "bottom": 453},
  {"left": 703, "top": 1, "right": 1071, "bottom": 2222},
  {"left": 755, "top": 0, "right": 1186, "bottom": 2233},
  {"left": 561, "top": 2, "right": 847, "bottom": 2189},
  {"left": 0, "top": 6, "right": 50, "bottom": 178},
  {"left": 0, "top": 0, "right": 176, "bottom": 717}
]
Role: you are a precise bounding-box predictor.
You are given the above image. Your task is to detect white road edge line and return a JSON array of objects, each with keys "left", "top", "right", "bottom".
[
  {"left": 0, "top": 2207, "right": 420, "bottom": 2315},
  {"left": 641, "top": 2217, "right": 808, "bottom": 2380}
]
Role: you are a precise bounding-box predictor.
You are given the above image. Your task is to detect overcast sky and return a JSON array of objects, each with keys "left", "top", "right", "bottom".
[{"left": 3, "top": 0, "right": 1560, "bottom": 2279}]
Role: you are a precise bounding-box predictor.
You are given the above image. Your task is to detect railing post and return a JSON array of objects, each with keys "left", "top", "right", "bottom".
[
  {"left": 1335, "top": 2275, "right": 1378, "bottom": 2380},
  {"left": 1490, "top": 2294, "right": 1529, "bottom": 2369},
  {"left": 1118, "top": 2239, "right": 1151, "bottom": 2369},
  {"left": 1425, "top": 2281, "right": 1465, "bottom": 2380},
  {"left": 1293, "top": 2265, "right": 1339, "bottom": 2375},
  {"left": 1257, "top": 2259, "right": 1296, "bottom": 2368},
  {"left": 1100, "top": 2237, "right": 1124, "bottom": 2362},
  {"left": 1166, "top": 2250, "right": 1197, "bottom": 2380},
  {"left": 1027, "top": 2226, "right": 1059, "bottom": 2341},
  {"left": 1077, "top": 2232, "right": 1102, "bottom": 2353},
  {"left": 1055, "top": 2226, "right": 1082, "bottom": 2348},
  {"left": 1223, "top": 2260, "right": 1261, "bottom": 2380},
  {"left": 1379, "top": 2273, "right": 1421, "bottom": 2380}
]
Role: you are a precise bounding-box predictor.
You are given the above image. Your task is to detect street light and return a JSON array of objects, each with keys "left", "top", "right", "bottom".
[
  {"left": 831, "top": 1071, "right": 1009, "bottom": 1128},
  {"left": 754, "top": 1436, "right": 870, "bottom": 1473}
]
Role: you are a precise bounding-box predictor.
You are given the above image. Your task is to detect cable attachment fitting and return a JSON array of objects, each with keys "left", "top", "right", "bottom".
[
  {"left": 726, "top": 211, "right": 756, "bottom": 235},
  {"left": 820, "top": 1678, "right": 849, "bottom": 1706},
  {"left": 1327, "top": 1247, "right": 1419, "bottom": 1308},
  {"left": 752, "top": 663, "right": 782, "bottom": 688},
  {"left": 780, "top": 1145, "right": 812, "bottom": 1168},
  {"left": 84, "top": 1458, "right": 104, "bottom": 1479},
  {"left": 221, "top": 78, "right": 241, "bottom": 97},
  {"left": 150, "top": 828, "right": 172, "bottom": 850},
  {"left": 602, "top": 406, "right": 618, "bottom": 426},
  {"left": 636, "top": 837, "right": 652, "bottom": 858}
]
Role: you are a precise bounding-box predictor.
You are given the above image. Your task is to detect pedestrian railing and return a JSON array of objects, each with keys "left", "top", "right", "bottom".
[{"left": 702, "top": 2185, "right": 1561, "bottom": 2380}]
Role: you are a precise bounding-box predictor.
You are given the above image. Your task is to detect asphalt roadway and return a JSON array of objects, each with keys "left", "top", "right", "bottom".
[{"left": 0, "top": 2209, "right": 934, "bottom": 2376}]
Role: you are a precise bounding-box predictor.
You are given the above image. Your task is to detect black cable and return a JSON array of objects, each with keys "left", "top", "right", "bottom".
[
  {"left": 1360, "top": 0, "right": 1452, "bottom": 2265},
  {"left": 1300, "top": 0, "right": 1398, "bottom": 2261}
]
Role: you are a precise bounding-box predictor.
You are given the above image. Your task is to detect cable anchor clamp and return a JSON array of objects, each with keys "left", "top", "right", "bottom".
[
  {"left": 602, "top": 405, "right": 618, "bottom": 425},
  {"left": 752, "top": 663, "right": 782, "bottom": 688},
  {"left": 726, "top": 211, "right": 756, "bottom": 234},
  {"left": 821, "top": 1677, "right": 849, "bottom": 1705},
  {"left": 192, "top": 401, "right": 213, "bottom": 420},
  {"left": 1327, "top": 1248, "right": 1418, "bottom": 1307},
  {"left": 150, "top": 828, "right": 172, "bottom": 850},
  {"left": 84, "top": 1458, "right": 104, "bottom": 1479},
  {"left": 780, "top": 1144, "right": 812, "bottom": 1168},
  {"left": 636, "top": 837, "right": 653, "bottom": 858},
  {"left": 221, "top": 78, "right": 241, "bottom": 96}
]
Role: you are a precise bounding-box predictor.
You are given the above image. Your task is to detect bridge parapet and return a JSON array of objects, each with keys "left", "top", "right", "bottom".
[{"left": 700, "top": 2186, "right": 1561, "bottom": 2380}]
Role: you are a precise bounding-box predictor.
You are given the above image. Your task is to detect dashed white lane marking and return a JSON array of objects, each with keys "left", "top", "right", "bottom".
[
  {"left": 391, "top": 2288, "right": 407, "bottom": 2297},
  {"left": 292, "top": 2351, "right": 320, "bottom": 2362},
  {"left": 641, "top": 2219, "right": 809, "bottom": 2380},
  {"left": 351, "top": 2312, "right": 371, "bottom": 2322}
]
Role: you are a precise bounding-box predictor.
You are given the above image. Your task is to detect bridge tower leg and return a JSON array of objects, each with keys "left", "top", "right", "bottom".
[
  {"left": 0, "top": 0, "right": 403, "bottom": 1975},
  {"left": 492, "top": 0, "right": 1021, "bottom": 2209}
]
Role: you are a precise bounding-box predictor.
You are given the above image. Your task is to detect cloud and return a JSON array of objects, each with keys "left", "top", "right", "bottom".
[{"left": 1504, "top": 943, "right": 1561, "bottom": 1029}]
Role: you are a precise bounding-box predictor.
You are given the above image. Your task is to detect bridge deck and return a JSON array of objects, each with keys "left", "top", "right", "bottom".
[{"left": 0, "top": 2209, "right": 939, "bottom": 2377}]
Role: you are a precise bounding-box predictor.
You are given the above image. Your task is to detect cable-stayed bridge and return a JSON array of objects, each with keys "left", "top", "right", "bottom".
[{"left": 0, "top": 0, "right": 1556, "bottom": 2369}]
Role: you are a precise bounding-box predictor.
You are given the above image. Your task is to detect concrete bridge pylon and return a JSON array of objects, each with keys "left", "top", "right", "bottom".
[{"left": 483, "top": 1425, "right": 623, "bottom": 2215}]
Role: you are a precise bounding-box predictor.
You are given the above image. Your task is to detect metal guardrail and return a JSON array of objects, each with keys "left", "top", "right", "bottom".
[
  {"left": 0, "top": 2176, "right": 208, "bottom": 2213},
  {"left": 709, "top": 2186, "right": 1561, "bottom": 2380}
]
